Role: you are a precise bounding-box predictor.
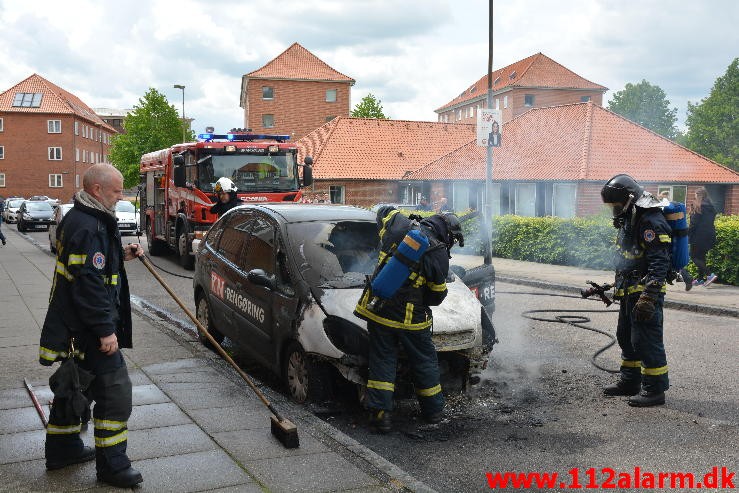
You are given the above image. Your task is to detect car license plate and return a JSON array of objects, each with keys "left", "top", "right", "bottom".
[{"left": 34, "top": 224, "right": 45, "bottom": 229}]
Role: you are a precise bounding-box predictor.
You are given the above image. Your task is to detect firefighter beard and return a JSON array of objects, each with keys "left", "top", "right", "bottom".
[{"left": 354, "top": 210, "right": 451, "bottom": 421}]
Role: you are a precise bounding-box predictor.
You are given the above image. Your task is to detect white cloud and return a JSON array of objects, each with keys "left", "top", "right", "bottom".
[{"left": 1, "top": 0, "right": 736, "bottom": 133}]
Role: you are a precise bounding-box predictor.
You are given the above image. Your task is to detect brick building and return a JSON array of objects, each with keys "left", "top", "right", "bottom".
[
  {"left": 0, "top": 74, "right": 117, "bottom": 201},
  {"left": 240, "top": 43, "right": 355, "bottom": 141},
  {"left": 434, "top": 52, "right": 607, "bottom": 125}
]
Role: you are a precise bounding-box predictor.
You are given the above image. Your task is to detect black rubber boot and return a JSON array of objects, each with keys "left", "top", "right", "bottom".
[
  {"left": 422, "top": 411, "right": 443, "bottom": 424},
  {"left": 46, "top": 445, "right": 95, "bottom": 470},
  {"left": 97, "top": 466, "right": 143, "bottom": 487},
  {"left": 603, "top": 380, "right": 640, "bottom": 396},
  {"left": 368, "top": 410, "right": 392, "bottom": 434},
  {"left": 628, "top": 390, "right": 665, "bottom": 407}
]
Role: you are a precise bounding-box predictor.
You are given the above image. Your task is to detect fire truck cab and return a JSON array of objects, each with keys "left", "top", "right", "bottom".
[{"left": 140, "top": 131, "right": 313, "bottom": 269}]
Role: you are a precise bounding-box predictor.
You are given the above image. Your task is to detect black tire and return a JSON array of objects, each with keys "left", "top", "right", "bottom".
[
  {"left": 177, "top": 230, "right": 195, "bottom": 270},
  {"left": 146, "top": 220, "right": 168, "bottom": 256},
  {"left": 282, "top": 341, "right": 332, "bottom": 404},
  {"left": 195, "top": 294, "right": 224, "bottom": 346}
]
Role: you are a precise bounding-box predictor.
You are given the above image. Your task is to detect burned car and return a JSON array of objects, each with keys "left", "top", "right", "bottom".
[{"left": 193, "top": 204, "right": 493, "bottom": 403}]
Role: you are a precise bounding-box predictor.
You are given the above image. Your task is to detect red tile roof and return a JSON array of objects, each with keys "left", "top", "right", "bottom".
[
  {"left": 0, "top": 74, "right": 116, "bottom": 131},
  {"left": 246, "top": 42, "right": 355, "bottom": 83},
  {"left": 298, "top": 117, "right": 476, "bottom": 180},
  {"left": 411, "top": 103, "right": 739, "bottom": 183},
  {"left": 435, "top": 53, "right": 607, "bottom": 113}
]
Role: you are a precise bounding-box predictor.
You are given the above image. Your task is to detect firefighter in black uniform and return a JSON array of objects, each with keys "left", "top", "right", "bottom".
[
  {"left": 601, "top": 174, "right": 671, "bottom": 407},
  {"left": 354, "top": 207, "right": 464, "bottom": 432},
  {"left": 40, "top": 164, "right": 144, "bottom": 487},
  {"left": 210, "top": 177, "right": 243, "bottom": 216}
]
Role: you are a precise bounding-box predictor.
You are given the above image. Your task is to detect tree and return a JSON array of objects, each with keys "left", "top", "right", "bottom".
[
  {"left": 351, "top": 93, "right": 389, "bottom": 119},
  {"left": 607, "top": 80, "right": 679, "bottom": 139},
  {"left": 684, "top": 58, "right": 738, "bottom": 171},
  {"left": 110, "top": 88, "right": 189, "bottom": 187}
]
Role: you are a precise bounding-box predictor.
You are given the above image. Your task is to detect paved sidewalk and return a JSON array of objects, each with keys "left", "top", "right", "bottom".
[{"left": 0, "top": 230, "right": 434, "bottom": 493}]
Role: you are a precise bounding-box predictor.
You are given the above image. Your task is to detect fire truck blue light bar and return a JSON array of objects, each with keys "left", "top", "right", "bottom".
[{"left": 197, "top": 133, "right": 291, "bottom": 142}]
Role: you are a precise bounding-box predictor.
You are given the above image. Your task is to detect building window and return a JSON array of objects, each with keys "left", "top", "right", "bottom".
[
  {"left": 49, "top": 174, "right": 63, "bottom": 188},
  {"left": 515, "top": 183, "right": 536, "bottom": 217},
  {"left": 495, "top": 98, "right": 500, "bottom": 110},
  {"left": 262, "top": 86, "right": 274, "bottom": 99},
  {"left": 329, "top": 185, "right": 345, "bottom": 204},
  {"left": 581, "top": 95, "right": 591, "bottom": 102},
  {"left": 325, "top": 89, "right": 337, "bottom": 102},
  {"left": 0, "top": 118, "right": 3, "bottom": 132},
  {"left": 504, "top": 95, "right": 509, "bottom": 109},
  {"left": 76, "top": 148, "right": 80, "bottom": 162},
  {"left": 74, "top": 121, "right": 79, "bottom": 135},
  {"left": 657, "top": 185, "right": 687, "bottom": 204},
  {"left": 524, "top": 94, "right": 535, "bottom": 107},
  {"left": 12, "top": 92, "right": 42, "bottom": 107},
  {"left": 552, "top": 183, "right": 577, "bottom": 218},
  {"left": 262, "top": 114, "right": 274, "bottom": 128},
  {"left": 0, "top": 146, "right": 4, "bottom": 159},
  {"left": 0, "top": 173, "right": 5, "bottom": 187},
  {"left": 48, "top": 120, "right": 61, "bottom": 133},
  {"left": 76, "top": 174, "right": 80, "bottom": 188},
  {"left": 325, "top": 116, "right": 336, "bottom": 122},
  {"left": 48, "top": 147, "right": 62, "bottom": 160}
]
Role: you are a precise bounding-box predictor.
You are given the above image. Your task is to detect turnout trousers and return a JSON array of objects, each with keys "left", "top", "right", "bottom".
[
  {"left": 46, "top": 339, "right": 133, "bottom": 474},
  {"left": 366, "top": 321, "right": 444, "bottom": 416},
  {"left": 616, "top": 293, "right": 669, "bottom": 393}
]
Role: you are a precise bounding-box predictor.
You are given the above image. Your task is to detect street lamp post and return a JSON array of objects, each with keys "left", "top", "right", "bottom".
[{"left": 173, "top": 84, "right": 186, "bottom": 143}]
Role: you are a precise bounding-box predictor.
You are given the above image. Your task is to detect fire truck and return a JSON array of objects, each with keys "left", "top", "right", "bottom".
[{"left": 139, "top": 131, "right": 313, "bottom": 269}]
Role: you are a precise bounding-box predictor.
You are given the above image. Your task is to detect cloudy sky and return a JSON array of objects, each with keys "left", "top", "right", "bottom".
[{"left": 1, "top": 0, "right": 736, "bottom": 134}]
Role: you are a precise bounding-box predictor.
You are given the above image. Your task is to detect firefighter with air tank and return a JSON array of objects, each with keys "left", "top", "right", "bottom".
[
  {"left": 354, "top": 206, "right": 465, "bottom": 433},
  {"left": 600, "top": 174, "right": 672, "bottom": 407}
]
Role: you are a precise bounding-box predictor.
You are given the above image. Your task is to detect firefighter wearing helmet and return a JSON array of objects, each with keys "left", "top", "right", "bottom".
[
  {"left": 354, "top": 207, "right": 464, "bottom": 433},
  {"left": 601, "top": 174, "right": 671, "bottom": 407},
  {"left": 210, "top": 177, "right": 243, "bottom": 217}
]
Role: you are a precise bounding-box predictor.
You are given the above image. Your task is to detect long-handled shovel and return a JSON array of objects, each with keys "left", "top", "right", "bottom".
[
  {"left": 138, "top": 254, "right": 299, "bottom": 448},
  {"left": 24, "top": 378, "right": 48, "bottom": 428}
]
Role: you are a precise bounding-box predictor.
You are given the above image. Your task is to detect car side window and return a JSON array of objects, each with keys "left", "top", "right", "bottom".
[
  {"left": 240, "top": 216, "right": 275, "bottom": 275},
  {"left": 217, "top": 213, "right": 255, "bottom": 265}
]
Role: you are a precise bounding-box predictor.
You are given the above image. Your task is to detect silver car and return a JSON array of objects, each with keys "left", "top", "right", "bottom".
[
  {"left": 48, "top": 203, "right": 74, "bottom": 253},
  {"left": 3, "top": 198, "right": 25, "bottom": 223}
]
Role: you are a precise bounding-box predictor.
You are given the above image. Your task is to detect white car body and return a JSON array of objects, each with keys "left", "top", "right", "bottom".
[{"left": 115, "top": 201, "right": 139, "bottom": 235}]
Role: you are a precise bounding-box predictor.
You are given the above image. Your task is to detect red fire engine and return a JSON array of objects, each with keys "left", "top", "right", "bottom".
[{"left": 139, "top": 131, "right": 313, "bottom": 269}]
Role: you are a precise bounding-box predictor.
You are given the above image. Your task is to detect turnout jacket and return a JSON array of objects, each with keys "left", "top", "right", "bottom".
[
  {"left": 39, "top": 199, "right": 133, "bottom": 365},
  {"left": 614, "top": 207, "right": 671, "bottom": 298},
  {"left": 355, "top": 209, "right": 449, "bottom": 329}
]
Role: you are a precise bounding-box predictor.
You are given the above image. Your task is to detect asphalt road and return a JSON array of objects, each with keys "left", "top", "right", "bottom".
[{"left": 25, "top": 229, "right": 739, "bottom": 492}]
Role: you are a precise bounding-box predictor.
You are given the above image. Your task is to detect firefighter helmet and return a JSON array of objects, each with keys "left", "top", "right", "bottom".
[
  {"left": 214, "top": 177, "right": 237, "bottom": 194},
  {"left": 441, "top": 212, "right": 465, "bottom": 248},
  {"left": 601, "top": 174, "right": 642, "bottom": 222}
]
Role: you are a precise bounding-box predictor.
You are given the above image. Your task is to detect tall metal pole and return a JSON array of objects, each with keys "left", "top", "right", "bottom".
[
  {"left": 482, "top": 0, "right": 494, "bottom": 265},
  {"left": 174, "top": 84, "right": 186, "bottom": 143}
]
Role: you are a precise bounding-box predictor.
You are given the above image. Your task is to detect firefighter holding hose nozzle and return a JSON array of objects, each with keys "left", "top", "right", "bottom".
[
  {"left": 601, "top": 174, "right": 671, "bottom": 407},
  {"left": 354, "top": 207, "right": 464, "bottom": 433}
]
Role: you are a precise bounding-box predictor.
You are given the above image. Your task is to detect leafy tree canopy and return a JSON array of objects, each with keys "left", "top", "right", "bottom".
[
  {"left": 607, "top": 80, "right": 679, "bottom": 139},
  {"left": 110, "top": 88, "right": 190, "bottom": 187},
  {"left": 684, "top": 58, "right": 738, "bottom": 171},
  {"left": 351, "top": 93, "right": 389, "bottom": 119}
]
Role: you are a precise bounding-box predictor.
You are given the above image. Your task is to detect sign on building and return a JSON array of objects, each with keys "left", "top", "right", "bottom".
[{"left": 477, "top": 109, "right": 502, "bottom": 147}]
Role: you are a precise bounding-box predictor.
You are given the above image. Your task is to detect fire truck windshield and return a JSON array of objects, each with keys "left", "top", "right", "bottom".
[{"left": 197, "top": 153, "right": 298, "bottom": 193}]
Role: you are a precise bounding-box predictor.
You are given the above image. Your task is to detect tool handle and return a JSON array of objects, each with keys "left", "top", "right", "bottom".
[
  {"left": 24, "top": 378, "right": 48, "bottom": 428},
  {"left": 138, "top": 255, "right": 282, "bottom": 420}
]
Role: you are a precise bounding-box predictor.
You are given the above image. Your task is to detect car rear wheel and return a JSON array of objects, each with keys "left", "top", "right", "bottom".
[
  {"left": 196, "top": 294, "right": 224, "bottom": 347},
  {"left": 282, "top": 341, "right": 332, "bottom": 404}
]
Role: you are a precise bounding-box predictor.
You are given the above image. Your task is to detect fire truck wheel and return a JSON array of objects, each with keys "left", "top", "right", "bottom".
[
  {"left": 282, "top": 341, "right": 332, "bottom": 404},
  {"left": 196, "top": 294, "right": 224, "bottom": 346},
  {"left": 177, "top": 231, "right": 195, "bottom": 270}
]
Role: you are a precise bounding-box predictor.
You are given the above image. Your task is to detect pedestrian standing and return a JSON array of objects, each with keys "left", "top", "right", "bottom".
[
  {"left": 688, "top": 187, "right": 718, "bottom": 287},
  {"left": 354, "top": 207, "right": 465, "bottom": 432},
  {"left": 39, "top": 163, "right": 144, "bottom": 487},
  {"left": 0, "top": 199, "right": 6, "bottom": 245},
  {"left": 600, "top": 174, "right": 670, "bottom": 407}
]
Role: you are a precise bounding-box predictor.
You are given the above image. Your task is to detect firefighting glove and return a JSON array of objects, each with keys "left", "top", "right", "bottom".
[{"left": 633, "top": 293, "right": 657, "bottom": 322}]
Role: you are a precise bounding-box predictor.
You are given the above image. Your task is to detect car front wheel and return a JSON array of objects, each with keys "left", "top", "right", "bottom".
[
  {"left": 195, "top": 294, "right": 224, "bottom": 347},
  {"left": 282, "top": 341, "right": 332, "bottom": 404}
]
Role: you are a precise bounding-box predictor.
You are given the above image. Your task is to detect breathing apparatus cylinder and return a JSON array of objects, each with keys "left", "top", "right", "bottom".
[
  {"left": 662, "top": 201, "right": 689, "bottom": 271},
  {"left": 367, "top": 228, "right": 430, "bottom": 312}
]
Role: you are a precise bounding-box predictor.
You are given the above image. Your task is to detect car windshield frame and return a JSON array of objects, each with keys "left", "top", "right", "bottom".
[
  {"left": 115, "top": 201, "right": 135, "bottom": 213},
  {"left": 285, "top": 219, "right": 379, "bottom": 289},
  {"left": 196, "top": 152, "right": 298, "bottom": 194},
  {"left": 26, "top": 201, "right": 53, "bottom": 212}
]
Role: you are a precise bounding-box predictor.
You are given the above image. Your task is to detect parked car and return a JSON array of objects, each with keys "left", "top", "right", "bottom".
[
  {"left": 48, "top": 203, "right": 74, "bottom": 253},
  {"left": 17, "top": 200, "right": 55, "bottom": 232},
  {"left": 115, "top": 200, "right": 139, "bottom": 235},
  {"left": 3, "top": 198, "right": 26, "bottom": 223},
  {"left": 192, "top": 204, "right": 492, "bottom": 404}
]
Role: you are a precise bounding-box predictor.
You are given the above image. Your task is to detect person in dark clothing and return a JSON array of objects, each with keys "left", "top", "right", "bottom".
[
  {"left": 0, "top": 199, "right": 6, "bottom": 245},
  {"left": 354, "top": 207, "right": 464, "bottom": 432},
  {"left": 40, "top": 163, "right": 144, "bottom": 487},
  {"left": 601, "top": 174, "right": 671, "bottom": 407},
  {"left": 688, "top": 187, "right": 718, "bottom": 286},
  {"left": 210, "top": 177, "right": 243, "bottom": 216},
  {"left": 417, "top": 196, "right": 432, "bottom": 211}
]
